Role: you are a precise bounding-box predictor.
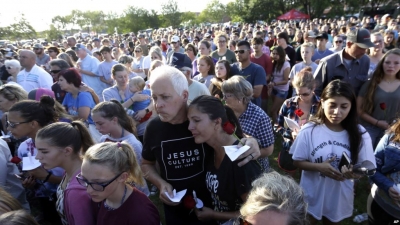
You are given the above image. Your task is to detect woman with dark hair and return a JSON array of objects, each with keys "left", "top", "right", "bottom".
[
  {"left": 193, "top": 40, "right": 218, "bottom": 76},
  {"left": 65, "top": 50, "right": 79, "bottom": 64},
  {"left": 8, "top": 96, "right": 64, "bottom": 224},
  {"left": 269, "top": 46, "right": 290, "bottom": 123},
  {"left": 290, "top": 29, "right": 304, "bottom": 49},
  {"left": 357, "top": 49, "right": 400, "bottom": 148},
  {"left": 57, "top": 53, "right": 75, "bottom": 68},
  {"left": 35, "top": 121, "right": 96, "bottom": 225},
  {"left": 58, "top": 68, "right": 100, "bottom": 142},
  {"left": 47, "top": 47, "right": 60, "bottom": 60},
  {"left": 209, "top": 60, "right": 232, "bottom": 98},
  {"left": 368, "top": 119, "right": 400, "bottom": 224},
  {"left": 185, "top": 43, "right": 197, "bottom": 62},
  {"left": 290, "top": 80, "right": 376, "bottom": 225},
  {"left": 193, "top": 55, "right": 215, "bottom": 88},
  {"left": 92, "top": 51, "right": 103, "bottom": 62},
  {"left": 188, "top": 95, "right": 263, "bottom": 224},
  {"left": 92, "top": 100, "right": 149, "bottom": 195},
  {"left": 277, "top": 32, "right": 296, "bottom": 67}
]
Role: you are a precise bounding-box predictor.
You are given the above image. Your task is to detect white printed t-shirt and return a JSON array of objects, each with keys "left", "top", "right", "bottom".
[
  {"left": 290, "top": 123, "right": 375, "bottom": 222},
  {"left": 17, "top": 64, "right": 53, "bottom": 92}
]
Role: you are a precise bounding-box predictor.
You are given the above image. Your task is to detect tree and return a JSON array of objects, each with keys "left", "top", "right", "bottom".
[
  {"left": 181, "top": 12, "right": 198, "bottom": 27},
  {"left": 1, "top": 15, "right": 37, "bottom": 40},
  {"left": 197, "top": 0, "right": 229, "bottom": 23},
  {"left": 45, "top": 24, "right": 64, "bottom": 41},
  {"left": 161, "top": 0, "right": 181, "bottom": 28}
]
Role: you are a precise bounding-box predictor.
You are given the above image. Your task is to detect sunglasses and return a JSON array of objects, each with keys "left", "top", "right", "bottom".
[
  {"left": 335, "top": 40, "right": 343, "bottom": 43},
  {"left": 50, "top": 70, "right": 61, "bottom": 74},
  {"left": 135, "top": 50, "right": 142, "bottom": 53},
  {"left": 235, "top": 217, "right": 252, "bottom": 225},
  {"left": 297, "top": 92, "right": 311, "bottom": 97},
  {"left": 234, "top": 49, "right": 248, "bottom": 54}
]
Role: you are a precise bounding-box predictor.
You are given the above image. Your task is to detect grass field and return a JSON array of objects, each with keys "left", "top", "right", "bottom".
[{"left": 149, "top": 133, "right": 370, "bottom": 225}]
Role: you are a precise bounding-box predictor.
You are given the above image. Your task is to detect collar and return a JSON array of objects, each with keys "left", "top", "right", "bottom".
[
  {"left": 334, "top": 49, "right": 359, "bottom": 68},
  {"left": 239, "top": 102, "right": 254, "bottom": 119}
]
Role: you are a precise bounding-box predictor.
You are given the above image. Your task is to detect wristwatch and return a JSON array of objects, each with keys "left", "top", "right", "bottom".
[{"left": 145, "top": 108, "right": 150, "bottom": 113}]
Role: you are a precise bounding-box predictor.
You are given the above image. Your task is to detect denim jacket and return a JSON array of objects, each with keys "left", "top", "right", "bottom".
[{"left": 370, "top": 133, "right": 400, "bottom": 194}]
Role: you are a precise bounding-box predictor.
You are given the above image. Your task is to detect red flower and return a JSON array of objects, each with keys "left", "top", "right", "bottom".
[
  {"left": 379, "top": 103, "right": 386, "bottom": 111},
  {"left": 294, "top": 109, "right": 304, "bottom": 117},
  {"left": 222, "top": 121, "right": 235, "bottom": 135},
  {"left": 10, "top": 156, "right": 22, "bottom": 164},
  {"left": 183, "top": 195, "right": 196, "bottom": 209}
]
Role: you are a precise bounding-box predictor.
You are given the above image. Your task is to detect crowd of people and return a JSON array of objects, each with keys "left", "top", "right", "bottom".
[{"left": 0, "top": 14, "right": 400, "bottom": 225}]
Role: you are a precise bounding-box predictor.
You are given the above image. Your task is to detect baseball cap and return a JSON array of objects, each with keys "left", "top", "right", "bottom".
[
  {"left": 204, "top": 33, "right": 211, "bottom": 38},
  {"left": 93, "top": 38, "right": 100, "bottom": 42},
  {"left": 169, "top": 52, "right": 192, "bottom": 69},
  {"left": 347, "top": 28, "right": 374, "bottom": 48},
  {"left": 171, "top": 35, "right": 180, "bottom": 43},
  {"left": 306, "top": 31, "right": 316, "bottom": 38},
  {"left": 316, "top": 32, "right": 329, "bottom": 40},
  {"left": 75, "top": 43, "right": 86, "bottom": 51},
  {"left": 33, "top": 43, "right": 44, "bottom": 49}
]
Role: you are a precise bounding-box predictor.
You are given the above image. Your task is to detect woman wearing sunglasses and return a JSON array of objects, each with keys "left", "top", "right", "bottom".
[
  {"left": 35, "top": 121, "right": 95, "bottom": 225},
  {"left": 276, "top": 67, "right": 319, "bottom": 177},
  {"left": 78, "top": 142, "right": 160, "bottom": 225}
]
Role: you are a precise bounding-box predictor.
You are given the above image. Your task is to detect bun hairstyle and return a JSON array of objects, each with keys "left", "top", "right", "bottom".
[
  {"left": 83, "top": 142, "right": 144, "bottom": 185},
  {"left": 189, "top": 95, "right": 244, "bottom": 138},
  {"left": 9, "top": 96, "right": 57, "bottom": 127},
  {"left": 36, "top": 121, "right": 94, "bottom": 155},
  {"left": 92, "top": 100, "right": 137, "bottom": 136},
  {"left": 291, "top": 66, "right": 316, "bottom": 90}
]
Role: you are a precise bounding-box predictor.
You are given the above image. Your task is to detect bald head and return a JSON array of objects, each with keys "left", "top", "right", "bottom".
[{"left": 19, "top": 50, "right": 36, "bottom": 69}]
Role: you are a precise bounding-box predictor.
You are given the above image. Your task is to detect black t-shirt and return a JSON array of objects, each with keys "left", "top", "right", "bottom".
[
  {"left": 0, "top": 65, "right": 11, "bottom": 81},
  {"left": 52, "top": 82, "right": 66, "bottom": 103},
  {"left": 142, "top": 117, "right": 215, "bottom": 225},
  {"left": 206, "top": 150, "right": 263, "bottom": 224},
  {"left": 285, "top": 46, "right": 296, "bottom": 68}
]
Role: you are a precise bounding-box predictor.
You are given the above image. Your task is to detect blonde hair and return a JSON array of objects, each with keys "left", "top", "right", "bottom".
[
  {"left": 240, "top": 171, "right": 308, "bottom": 225},
  {"left": 0, "top": 187, "right": 22, "bottom": 215},
  {"left": 0, "top": 84, "right": 28, "bottom": 102},
  {"left": 291, "top": 66, "right": 316, "bottom": 90},
  {"left": 213, "top": 32, "right": 229, "bottom": 45},
  {"left": 129, "top": 76, "right": 146, "bottom": 90},
  {"left": 0, "top": 210, "right": 39, "bottom": 225},
  {"left": 300, "top": 42, "right": 315, "bottom": 50},
  {"left": 83, "top": 142, "right": 144, "bottom": 186},
  {"left": 221, "top": 75, "right": 253, "bottom": 104}
]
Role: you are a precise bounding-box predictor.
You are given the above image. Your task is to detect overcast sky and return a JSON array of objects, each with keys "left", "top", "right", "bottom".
[{"left": 0, "top": 0, "right": 233, "bottom": 31}]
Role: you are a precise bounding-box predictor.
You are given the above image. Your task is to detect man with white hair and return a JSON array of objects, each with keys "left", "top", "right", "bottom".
[
  {"left": 17, "top": 50, "right": 53, "bottom": 92},
  {"left": 141, "top": 65, "right": 261, "bottom": 225}
]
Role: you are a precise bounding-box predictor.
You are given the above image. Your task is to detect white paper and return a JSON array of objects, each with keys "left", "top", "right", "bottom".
[
  {"left": 22, "top": 154, "right": 41, "bottom": 171},
  {"left": 284, "top": 117, "right": 301, "bottom": 131},
  {"left": 196, "top": 198, "right": 204, "bottom": 209},
  {"left": 224, "top": 145, "right": 251, "bottom": 161},
  {"left": 0, "top": 135, "right": 10, "bottom": 139},
  {"left": 165, "top": 189, "right": 187, "bottom": 202}
]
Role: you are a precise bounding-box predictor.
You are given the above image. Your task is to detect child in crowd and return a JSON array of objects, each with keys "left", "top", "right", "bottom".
[{"left": 124, "top": 77, "right": 152, "bottom": 123}]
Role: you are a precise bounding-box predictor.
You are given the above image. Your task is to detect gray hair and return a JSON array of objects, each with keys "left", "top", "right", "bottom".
[
  {"left": 240, "top": 171, "right": 308, "bottom": 225},
  {"left": 150, "top": 65, "right": 188, "bottom": 96},
  {"left": 49, "top": 59, "right": 70, "bottom": 70},
  {"left": 4, "top": 59, "right": 21, "bottom": 70},
  {"left": 221, "top": 75, "right": 253, "bottom": 104}
]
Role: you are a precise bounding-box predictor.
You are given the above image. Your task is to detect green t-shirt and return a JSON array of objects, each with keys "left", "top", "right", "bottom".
[{"left": 211, "top": 49, "right": 237, "bottom": 64}]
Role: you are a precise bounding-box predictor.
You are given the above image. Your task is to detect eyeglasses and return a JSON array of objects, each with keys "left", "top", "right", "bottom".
[
  {"left": 171, "top": 42, "right": 177, "bottom": 44},
  {"left": 234, "top": 49, "right": 249, "bottom": 54},
  {"left": 33, "top": 48, "right": 41, "bottom": 50},
  {"left": 335, "top": 40, "right": 343, "bottom": 43},
  {"left": 76, "top": 172, "right": 123, "bottom": 191},
  {"left": 7, "top": 120, "right": 31, "bottom": 128},
  {"left": 222, "top": 93, "right": 234, "bottom": 99},
  {"left": 296, "top": 92, "right": 312, "bottom": 97},
  {"left": 135, "top": 50, "right": 141, "bottom": 53},
  {"left": 373, "top": 40, "right": 383, "bottom": 44},
  {"left": 185, "top": 48, "right": 193, "bottom": 52},
  {"left": 50, "top": 70, "right": 61, "bottom": 74}
]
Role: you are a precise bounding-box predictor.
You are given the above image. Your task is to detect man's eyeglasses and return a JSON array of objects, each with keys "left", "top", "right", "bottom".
[
  {"left": 48, "top": 51, "right": 54, "bottom": 53},
  {"left": 335, "top": 40, "right": 343, "bottom": 43},
  {"left": 234, "top": 49, "right": 248, "bottom": 54},
  {"left": 76, "top": 172, "right": 123, "bottom": 191},
  {"left": 7, "top": 120, "right": 31, "bottom": 128},
  {"left": 50, "top": 70, "right": 62, "bottom": 74}
]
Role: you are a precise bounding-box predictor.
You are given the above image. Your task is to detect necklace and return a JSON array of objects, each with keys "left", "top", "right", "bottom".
[{"left": 104, "top": 185, "right": 127, "bottom": 211}]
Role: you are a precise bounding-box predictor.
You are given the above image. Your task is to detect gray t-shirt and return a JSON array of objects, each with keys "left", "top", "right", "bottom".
[
  {"left": 358, "top": 80, "right": 400, "bottom": 125},
  {"left": 211, "top": 49, "right": 237, "bottom": 64},
  {"left": 36, "top": 54, "right": 50, "bottom": 66}
]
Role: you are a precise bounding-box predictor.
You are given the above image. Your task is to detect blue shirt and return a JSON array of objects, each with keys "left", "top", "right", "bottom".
[
  {"left": 62, "top": 92, "right": 96, "bottom": 124},
  {"left": 126, "top": 89, "right": 151, "bottom": 112},
  {"left": 231, "top": 63, "right": 267, "bottom": 107}
]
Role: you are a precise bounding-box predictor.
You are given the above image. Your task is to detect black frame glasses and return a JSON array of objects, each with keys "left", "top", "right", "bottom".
[
  {"left": 76, "top": 172, "right": 123, "bottom": 191},
  {"left": 7, "top": 120, "right": 31, "bottom": 128},
  {"left": 50, "top": 70, "right": 61, "bottom": 74},
  {"left": 234, "top": 49, "right": 248, "bottom": 54}
]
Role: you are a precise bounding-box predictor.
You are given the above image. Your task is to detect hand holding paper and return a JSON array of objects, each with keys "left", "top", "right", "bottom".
[
  {"left": 284, "top": 117, "right": 301, "bottom": 131},
  {"left": 224, "top": 145, "right": 250, "bottom": 161},
  {"left": 165, "top": 189, "right": 187, "bottom": 202}
]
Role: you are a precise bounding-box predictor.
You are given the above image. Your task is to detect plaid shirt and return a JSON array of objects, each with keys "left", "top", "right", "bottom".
[
  {"left": 276, "top": 95, "right": 320, "bottom": 152},
  {"left": 239, "top": 102, "right": 275, "bottom": 170}
]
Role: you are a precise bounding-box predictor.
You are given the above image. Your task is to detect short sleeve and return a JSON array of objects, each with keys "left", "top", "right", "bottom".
[
  {"left": 253, "top": 66, "right": 267, "bottom": 86},
  {"left": 290, "top": 127, "right": 311, "bottom": 160},
  {"left": 77, "top": 92, "right": 94, "bottom": 108},
  {"left": 358, "top": 80, "right": 370, "bottom": 97}
]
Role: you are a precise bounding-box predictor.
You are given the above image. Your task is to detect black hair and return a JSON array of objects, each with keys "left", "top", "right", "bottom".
[
  {"left": 36, "top": 121, "right": 94, "bottom": 155},
  {"left": 190, "top": 95, "right": 243, "bottom": 138},
  {"left": 92, "top": 100, "right": 137, "bottom": 136},
  {"left": 236, "top": 40, "right": 251, "bottom": 49},
  {"left": 311, "top": 80, "right": 362, "bottom": 164},
  {"left": 9, "top": 96, "right": 57, "bottom": 127}
]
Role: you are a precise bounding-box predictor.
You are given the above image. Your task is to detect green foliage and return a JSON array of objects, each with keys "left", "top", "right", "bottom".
[
  {"left": 161, "top": 0, "right": 181, "bottom": 28},
  {"left": 197, "top": 0, "right": 228, "bottom": 23},
  {"left": 45, "top": 24, "right": 64, "bottom": 41},
  {"left": 0, "top": 15, "right": 36, "bottom": 40}
]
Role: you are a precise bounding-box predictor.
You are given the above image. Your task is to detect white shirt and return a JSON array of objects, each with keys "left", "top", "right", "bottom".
[{"left": 17, "top": 64, "right": 53, "bottom": 92}]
